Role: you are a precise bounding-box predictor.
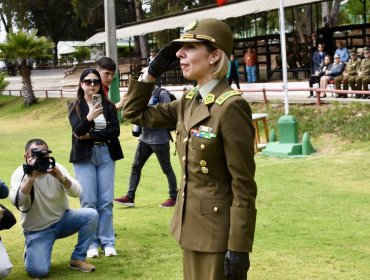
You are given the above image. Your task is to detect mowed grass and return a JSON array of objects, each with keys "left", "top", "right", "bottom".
[{"left": 0, "top": 95, "right": 369, "bottom": 279}]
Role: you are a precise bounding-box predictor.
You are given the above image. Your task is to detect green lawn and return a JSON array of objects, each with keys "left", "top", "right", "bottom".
[{"left": 0, "top": 96, "right": 369, "bottom": 279}]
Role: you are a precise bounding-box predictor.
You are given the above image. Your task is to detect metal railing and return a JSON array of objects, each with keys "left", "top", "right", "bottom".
[{"left": 2, "top": 86, "right": 370, "bottom": 106}]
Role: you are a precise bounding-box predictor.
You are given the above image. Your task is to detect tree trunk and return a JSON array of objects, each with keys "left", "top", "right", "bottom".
[
  {"left": 330, "top": 0, "right": 341, "bottom": 26},
  {"left": 134, "top": 0, "right": 148, "bottom": 58},
  {"left": 53, "top": 43, "right": 59, "bottom": 66},
  {"left": 294, "top": 5, "right": 311, "bottom": 40},
  {"left": 322, "top": 0, "right": 341, "bottom": 27},
  {"left": 19, "top": 59, "right": 36, "bottom": 106}
]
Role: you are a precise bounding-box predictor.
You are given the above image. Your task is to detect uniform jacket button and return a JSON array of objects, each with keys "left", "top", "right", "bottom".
[
  {"left": 213, "top": 206, "right": 218, "bottom": 212},
  {"left": 183, "top": 137, "right": 188, "bottom": 143},
  {"left": 200, "top": 144, "right": 205, "bottom": 150}
]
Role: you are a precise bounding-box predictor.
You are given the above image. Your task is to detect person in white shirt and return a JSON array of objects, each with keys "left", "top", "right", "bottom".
[{"left": 10, "top": 138, "right": 98, "bottom": 278}]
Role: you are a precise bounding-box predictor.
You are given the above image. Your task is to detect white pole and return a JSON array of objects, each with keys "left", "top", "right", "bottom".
[
  {"left": 104, "top": 0, "right": 117, "bottom": 62},
  {"left": 278, "top": 0, "right": 289, "bottom": 115}
]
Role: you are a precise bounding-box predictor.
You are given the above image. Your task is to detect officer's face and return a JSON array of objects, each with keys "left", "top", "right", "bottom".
[{"left": 176, "top": 43, "right": 215, "bottom": 86}]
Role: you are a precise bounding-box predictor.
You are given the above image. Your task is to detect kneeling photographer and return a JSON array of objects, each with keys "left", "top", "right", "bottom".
[{"left": 9, "top": 138, "right": 99, "bottom": 278}]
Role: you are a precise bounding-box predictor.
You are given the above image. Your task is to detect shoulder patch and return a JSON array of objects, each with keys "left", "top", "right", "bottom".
[
  {"left": 215, "top": 91, "right": 241, "bottom": 106},
  {"left": 185, "top": 88, "right": 198, "bottom": 100},
  {"left": 204, "top": 93, "right": 215, "bottom": 105}
]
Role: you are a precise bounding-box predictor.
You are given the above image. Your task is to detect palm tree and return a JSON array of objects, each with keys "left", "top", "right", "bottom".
[{"left": 0, "top": 30, "right": 54, "bottom": 106}]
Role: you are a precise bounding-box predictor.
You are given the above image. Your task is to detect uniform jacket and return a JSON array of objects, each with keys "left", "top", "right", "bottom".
[
  {"left": 343, "top": 59, "right": 361, "bottom": 76},
  {"left": 68, "top": 98, "right": 123, "bottom": 163},
  {"left": 123, "top": 78, "right": 257, "bottom": 253},
  {"left": 358, "top": 58, "right": 370, "bottom": 76}
]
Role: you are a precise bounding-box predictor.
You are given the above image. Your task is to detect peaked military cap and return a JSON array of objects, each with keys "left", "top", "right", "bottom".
[
  {"left": 363, "top": 47, "right": 370, "bottom": 53},
  {"left": 172, "top": 18, "right": 233, "bottom": 57},
  {"left": 349, "top": 48, "right": 357, "bottom": 55}
]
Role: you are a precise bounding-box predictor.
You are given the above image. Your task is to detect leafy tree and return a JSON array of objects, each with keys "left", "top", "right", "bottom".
[
  {"left": 0, "top": 30, "right": 54, "bottom": 106},
  {"left": 73, "top": 46, "right": 91, "bottom": 63},
  {"left": 0, "top": 73, "right": 9, "bottom": 93}
]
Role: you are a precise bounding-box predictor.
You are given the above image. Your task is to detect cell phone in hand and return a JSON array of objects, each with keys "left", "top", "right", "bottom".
[{"left": 92, "top": 94, "right": 102, "bottom": 106}]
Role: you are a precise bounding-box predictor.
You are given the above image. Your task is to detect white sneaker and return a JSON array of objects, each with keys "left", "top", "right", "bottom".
[
  {"left": 86, "top": 247, "right": 99, "bottom": 258},
  {"left": 104, "top": 246, "right": 117, "bottom": 257}
]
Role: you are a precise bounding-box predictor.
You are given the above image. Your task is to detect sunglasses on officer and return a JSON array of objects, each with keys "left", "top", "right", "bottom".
[{"left": 83, "top": 79, "right": 101, "bottom": 86}]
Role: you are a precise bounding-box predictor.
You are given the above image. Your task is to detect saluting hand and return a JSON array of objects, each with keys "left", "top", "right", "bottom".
[{"left": 148, "top": 42, "right": 181, "bottom": 78}]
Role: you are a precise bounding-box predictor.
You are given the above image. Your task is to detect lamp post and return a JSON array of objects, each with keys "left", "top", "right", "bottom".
[{"left": 104, "top": 0, "right": 121, "bottom": 120}]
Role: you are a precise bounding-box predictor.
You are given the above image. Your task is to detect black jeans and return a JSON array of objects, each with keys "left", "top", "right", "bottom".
[
  {"left": 127, "top": 141, "right": 177, "bottom": 199},
  {"left": 308, "top": 75, "right": 321, "bottom": 96}
]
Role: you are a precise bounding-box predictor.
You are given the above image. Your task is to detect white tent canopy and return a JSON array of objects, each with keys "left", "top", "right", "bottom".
[{"left": 84, "top": 0, "right": 323, "bottom": 45}]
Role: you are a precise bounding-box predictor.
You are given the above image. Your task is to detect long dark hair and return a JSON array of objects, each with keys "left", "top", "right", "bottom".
[{"left": 69, "top": 68, "right": 109, "bottom": 117}]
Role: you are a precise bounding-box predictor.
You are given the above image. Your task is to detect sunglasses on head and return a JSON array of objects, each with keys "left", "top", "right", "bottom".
[{"left": 83, "top": 79, "right": 101, "bottom": 86}]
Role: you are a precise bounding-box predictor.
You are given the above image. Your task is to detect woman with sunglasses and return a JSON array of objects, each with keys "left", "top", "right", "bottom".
[{"left": 68, "top": 68, "right": 123, "bottom": 258}]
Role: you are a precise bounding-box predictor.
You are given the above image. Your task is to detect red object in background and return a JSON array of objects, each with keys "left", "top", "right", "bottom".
[{"left": 217, "top": 0, "right": 227, "bottom": 6}]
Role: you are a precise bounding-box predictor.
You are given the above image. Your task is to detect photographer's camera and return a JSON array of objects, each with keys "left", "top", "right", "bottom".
[{"left": 23, "top": 148, "right": 56, "bottom": 175}]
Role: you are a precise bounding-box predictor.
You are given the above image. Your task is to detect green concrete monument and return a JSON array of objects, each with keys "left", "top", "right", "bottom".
[{"left": 262, "top": 115, "right": 315, "bottom": 158}]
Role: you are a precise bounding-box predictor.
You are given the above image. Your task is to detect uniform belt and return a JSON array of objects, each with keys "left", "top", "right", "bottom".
[{"left": 93, "top": 141, "right": 106, "bottom": 147}]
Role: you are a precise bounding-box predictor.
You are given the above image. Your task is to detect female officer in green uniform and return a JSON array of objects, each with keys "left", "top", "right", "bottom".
[{"left": 123, "top": 18, "right": 257, "bottom": 280}]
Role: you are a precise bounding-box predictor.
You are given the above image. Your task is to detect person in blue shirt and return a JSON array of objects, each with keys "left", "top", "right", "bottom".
[
  {"left": 114, "top": 86, "right": 178, "bottom": 208},
  {"left": 334, "top": 41, "right": 349, "bottom": 63}
]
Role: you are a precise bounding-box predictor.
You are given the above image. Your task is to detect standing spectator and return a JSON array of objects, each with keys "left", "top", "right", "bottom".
[
  {"left": 334, "top": 48, "right": 360, "bottom": 98},
  {"left": 319, "top": 54, "right": 345, "bottom": 97},
  {"left": 244, "top": 47, "right": 257, "bottom": 83},
  {"left": 114, "top": 86, "right": 178, "bottom": 208},
  {"left": 226, "top": 54, "right": 240, "bottom": 89},
  {"left": 146, "top": 49, "right": 157, "bottom": 66},
  {"left": 353, "top": 47, "right": 370, "bottom": 99},
  {"left": 9, "top": 139, "right": 98, "bottom": 277},
  {"left": 147, "top": 49, "right": 161, "bottom": 87},
  {"left": 96, "top": 57, "right": 116, "bottom": 96},
  {"left": 312, "top": 43, "right": 327, "bottom": 74},
  {"left": 124, "top": 18, "right": 257, "bottom": 280},
  {"left": 334, "top": 41, "right": 349, "bottom": 63},
  {"left": 96, "top": 57, "right": 126, "bottom": 111},
  {"left": 308, "top": 55, "right": 332, "bottom": 98},
  {"left": 68, "top": 68, "right": 124, "bottom": 258},
  {"left": 0, "top": 179, "right": 16, "bottom": 278}
]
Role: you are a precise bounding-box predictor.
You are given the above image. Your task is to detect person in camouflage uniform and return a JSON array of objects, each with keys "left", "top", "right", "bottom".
[
  {"left": 352, "top": 47, "right": 370, "bottom": 99},
  {"left": 334, "top": 48, "right": 360, "bottom": 98}
]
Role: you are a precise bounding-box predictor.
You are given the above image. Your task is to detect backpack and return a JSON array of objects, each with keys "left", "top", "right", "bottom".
[
  {"left": 152, "top": 87, "right": 177, "bottom": 141},
  {"left": 152, "top": 87, "right": 177, "bottom": 105}
]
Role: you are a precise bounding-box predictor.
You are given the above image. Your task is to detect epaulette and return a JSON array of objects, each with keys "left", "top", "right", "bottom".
[
  {"left": 185, "top": 88, "right": 198, "bottom": 100},
  {"left": 215, "top": 90, "right": 241, "bottom": 106}
]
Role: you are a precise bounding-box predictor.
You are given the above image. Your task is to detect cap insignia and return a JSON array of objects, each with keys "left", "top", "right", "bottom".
[{"left": 184, "top": 20, "right": 199, "bottom": 32}]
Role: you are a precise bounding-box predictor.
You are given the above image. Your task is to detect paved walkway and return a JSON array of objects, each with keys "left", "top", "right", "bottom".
[{"left": 4, "top": 69, "right": 370, "bottom": 104}]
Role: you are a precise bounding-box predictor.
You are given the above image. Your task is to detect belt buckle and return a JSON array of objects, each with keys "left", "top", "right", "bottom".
[{"left": 93, "top": 141, "right": 104, "bottom": 147}]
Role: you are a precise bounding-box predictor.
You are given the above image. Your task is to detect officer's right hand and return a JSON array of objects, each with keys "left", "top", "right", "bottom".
[{"left": 148, "top": 42, "right": 180, "bottom": 78}]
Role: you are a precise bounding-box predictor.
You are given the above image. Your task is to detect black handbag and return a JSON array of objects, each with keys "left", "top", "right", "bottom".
[{"left": 0, "top": 204, "right": 16, "bottom": 230}]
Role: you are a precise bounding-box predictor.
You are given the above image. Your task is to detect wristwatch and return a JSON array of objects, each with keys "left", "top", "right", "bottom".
[{"left": 59, "top": 176, "right": 68, "bottom": 184}]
